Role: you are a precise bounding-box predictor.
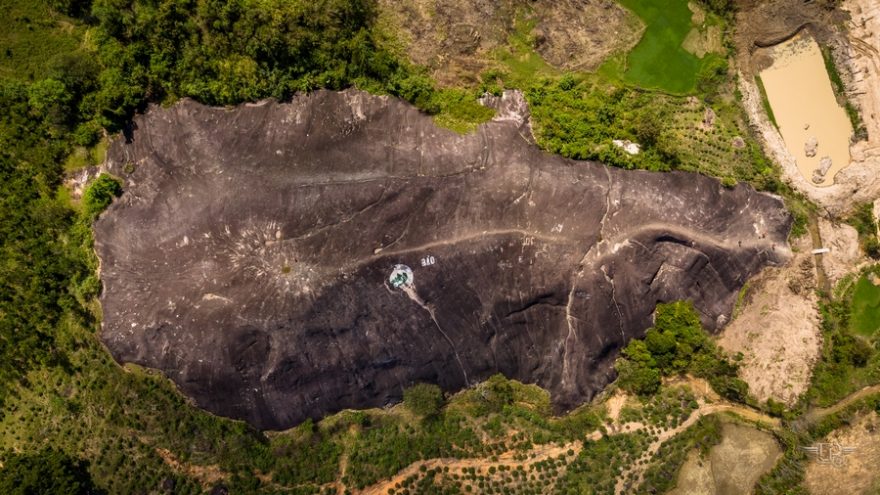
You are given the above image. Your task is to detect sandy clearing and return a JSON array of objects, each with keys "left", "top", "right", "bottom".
[
  {"left": 818, "top": 218, "right": 864, "bottom": 285},
  {"left": 605, "top": 391, "right": 628, "bottom": 424},
  {"left": 682, "top": 25, "right": 723, "bottom": 59},
  {"left": 804, "top": 411, "right": 880, "bottom": 495},
  {"left": 155, "top": 448, "right": 227, "bottom": 488},
  {"left": 682, "top": 2, "right": 722, "bottom": 59},
  {"left": 717, "top": 235, "right": 822, "bottom": 406},
  {"left": 667, "top": 423, "right": 781, "bottom": 495}
]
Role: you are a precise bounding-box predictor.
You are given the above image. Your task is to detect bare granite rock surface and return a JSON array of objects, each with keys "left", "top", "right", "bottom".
[{"left": 95, "top": 90, "right": 791, "bottom": 430}]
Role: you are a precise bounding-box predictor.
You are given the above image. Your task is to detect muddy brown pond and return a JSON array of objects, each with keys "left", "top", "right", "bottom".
[{"left": 760, "top": 34, "right": 852, "bottom": 186}]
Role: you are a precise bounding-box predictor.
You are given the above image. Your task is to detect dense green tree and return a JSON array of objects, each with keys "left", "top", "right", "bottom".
[
  {"left": 476, "top": 374, "right": 515, "bottom": 413},
  {"left": 0, "top": 79, "right": 93, "bottom": 404},
  {"left": 847, "top": 202, "right": 880, "bottom": 259},
  {"left": 698, "top": 0, "right": 734, "bottom": 17},
  {"left": 615, "top": 302, "right": 747, "bottom": 401},
  {"left": 831, "top": 332, "right": 873, "bottom": 367},
  {"left": 695, "top": 56, "right": 729, "bottom": 98},
  {"left": 403, "top": 383, "right": 445, "bottom": 417},
  {"left": 27, "top": 78, "right": 72, "bottom": 125},
  {"left": 0, "top": 449, "right": 99, "bottom": 495},
  {"left": 633, "top": 110, "right": 661, "bottom": 147},
  {"left": 616, "top": 359, "right": 661, "bottom": 396},
  {"left": 81, "top": 173, "right": 122, "bottom": 220},
  {"left": 76, "top": 0, "right": 417, "bottom": 121}
]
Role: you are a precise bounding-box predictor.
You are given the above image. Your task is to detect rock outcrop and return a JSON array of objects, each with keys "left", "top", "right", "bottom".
[
  {"left": 95, "top": 90, "right": 791, "bottom": 430},
  {"left": 805, "top": 136, "right": 818, "bottom": 157},
  {"left": 812, "top": 156, "right": 833, "bottom": 183}
]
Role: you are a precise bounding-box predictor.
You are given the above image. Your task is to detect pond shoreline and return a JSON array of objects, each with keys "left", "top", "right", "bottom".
[{"left": 758, "top": 33, "right": 852, "bottom": 187}]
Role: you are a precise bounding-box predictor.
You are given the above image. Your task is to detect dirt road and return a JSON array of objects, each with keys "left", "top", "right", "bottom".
[
  {"left": 357, "top": 399, "right": 779, "bottom": 495},
  {"left": 804, "top": 384, "right": 880, "bottom": 424}
]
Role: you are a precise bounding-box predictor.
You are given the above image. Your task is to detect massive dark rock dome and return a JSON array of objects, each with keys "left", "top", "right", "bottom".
[{"left": 95, "top": 90, "right": 791, "bottom": 430}]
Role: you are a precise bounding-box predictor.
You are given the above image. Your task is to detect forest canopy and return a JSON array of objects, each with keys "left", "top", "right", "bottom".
[{"left": 26, "top": 0, "right": 435, "bottom": 139}]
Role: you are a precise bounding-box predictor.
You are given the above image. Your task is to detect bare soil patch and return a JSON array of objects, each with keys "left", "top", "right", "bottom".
[
  {"left": 377, "top": 0, "right": 643, "bottom": 86},
  {"left": 682, "top": 25, "right": 723, "bottom": 58},
  {"left": 605, "top": 390, "right": 628, "bottom": 424},
  {"left": 681, "top": 2, "right": 722, "bottom": 59},
  {"left": 668, "top": 423, "right": 781, "bottom": 495},
  {"left": 530, "top": 0, "right": 643, "bottom": 71},
  {"left": 818, "top": 218, "right": 863, "bottom": 285},
  {"left": 804, "top": 411, "right": 880, "bottom": 495},
  {"left": 717, "top": 235, "right": 822, "bottom": 406},
  {"left": 155, "top": 448, "right": 227, "bottom": 488}
]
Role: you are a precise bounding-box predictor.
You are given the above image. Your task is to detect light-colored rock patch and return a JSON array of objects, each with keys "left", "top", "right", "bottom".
[{"left": 818, "top": 218, "right": 863, "bottom": 285}]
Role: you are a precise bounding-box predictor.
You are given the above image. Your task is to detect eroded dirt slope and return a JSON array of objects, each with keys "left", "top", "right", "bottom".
[
  {"left": 95, "top": 90, "right": 791, "bottom": 429},
  {"left": 378, "top": 0, "right": 643, "bottom": 85},
  {"left": 717, "top": 234, "right": 821, "bottom": 406}
]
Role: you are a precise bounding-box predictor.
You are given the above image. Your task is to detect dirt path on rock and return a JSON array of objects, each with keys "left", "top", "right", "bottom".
[{"left": 808, "top": 214, "right": 832, "bottom": 294}]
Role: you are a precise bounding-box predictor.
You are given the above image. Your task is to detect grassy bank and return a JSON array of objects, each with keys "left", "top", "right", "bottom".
[
  {"left": 821, "top": 45, "right": 867, "bottom": 140},
  {"left": 0, "top": 0, "right": 83, "bottom": 81},
  {"left": 754, "top": 75, "right": 779, "bottom": 129},
  {"left": 851, "top": 275, "right": 880, "bottom": 336},
  {"left": 806, "top": 265, "right": 880, "bottom": 408}
]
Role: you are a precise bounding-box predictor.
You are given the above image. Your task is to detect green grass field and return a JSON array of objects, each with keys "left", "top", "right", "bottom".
[
  {"left": 0, "top": 0, "right": 82, "bottom": 81},
  {"left": 494, "top": 13, "right": 559, "bottom": 88},
  {"left": 616, "top": 0, "right": 705, "bottom": 94},
  {"left": 851, "top": 276, "right": 880, "bottom": 336},
  {"left": 754, "top": 75, "right": 779, "bottom": 129}
]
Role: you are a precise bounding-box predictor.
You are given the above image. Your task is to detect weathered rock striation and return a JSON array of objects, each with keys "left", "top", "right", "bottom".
[{"left": 95, "top": 90, "right": 791, "bottom": 430}]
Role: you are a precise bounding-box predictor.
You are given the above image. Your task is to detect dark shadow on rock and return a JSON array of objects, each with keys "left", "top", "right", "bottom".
[{"left": 122, "top": 120, "right": 137, "bottom": 144}]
